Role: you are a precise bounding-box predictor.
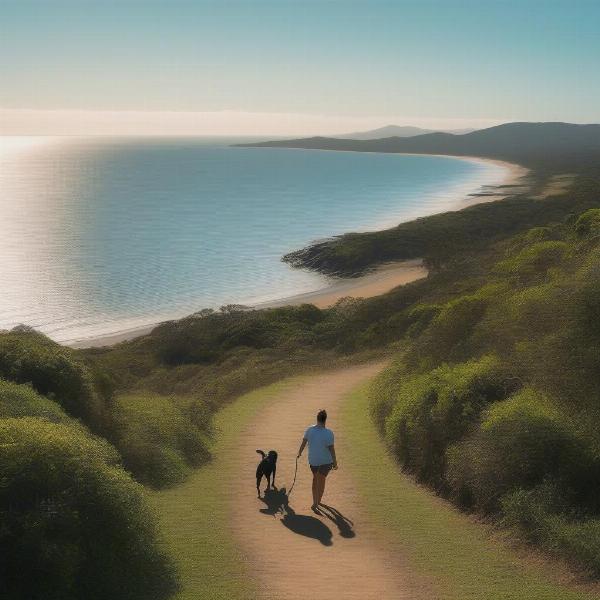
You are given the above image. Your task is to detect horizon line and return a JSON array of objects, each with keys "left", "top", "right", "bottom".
[{"left": 0, "top": 108, "right": 509, "bottom": 137}]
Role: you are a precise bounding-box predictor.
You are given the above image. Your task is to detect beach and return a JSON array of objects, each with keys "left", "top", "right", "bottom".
[
  {"left": 259, "top": 259, "right": 428, "bottom": 309},
  {"left": 68, "top": 155, "right": 528, "bottom": 349},
  {"left": 458, "top": 156, "right": 530, "bottom": 205},
  {"left": 377, "top": 154, "right": 530, "bottom": 207},
  {"left": 68, "top": 259, "right": 428, "bottom": 348}
]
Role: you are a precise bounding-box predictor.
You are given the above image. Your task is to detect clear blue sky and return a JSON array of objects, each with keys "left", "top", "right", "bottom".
[{"left": 1, "top": 0, "right": 599, "bottom": 132}]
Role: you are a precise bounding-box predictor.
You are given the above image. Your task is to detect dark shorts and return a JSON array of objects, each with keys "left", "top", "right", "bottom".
[{"left": 310, "top": 463, "right": 333, "bottom": 476}]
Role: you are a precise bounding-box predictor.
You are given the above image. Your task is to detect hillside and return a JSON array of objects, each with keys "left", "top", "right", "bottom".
[
  {"left": 238, "top": 121, "right": 600, "bottom": 171},
  {"left": 333, "top": 124, "right": 475, "bottom": 139}
]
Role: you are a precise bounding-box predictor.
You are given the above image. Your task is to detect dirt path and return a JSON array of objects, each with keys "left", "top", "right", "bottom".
[{"left": 229, "top": 363, "right": 422, "bottom": 600}]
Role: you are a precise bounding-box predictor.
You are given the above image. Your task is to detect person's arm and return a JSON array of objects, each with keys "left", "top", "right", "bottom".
[
  {"left": 297, "top": 437, "right": 307, "bottom": 459},
  {"left": 328, "top": 444, "right": 338, "bottom": 470}
]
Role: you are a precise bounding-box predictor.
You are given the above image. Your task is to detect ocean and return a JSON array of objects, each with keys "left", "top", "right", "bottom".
[{"left": 0, "top": 136, "right": 507, "bottom": 344}]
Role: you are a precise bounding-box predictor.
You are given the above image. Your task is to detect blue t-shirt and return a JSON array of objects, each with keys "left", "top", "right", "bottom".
[{"left": 304, "top": 424, "right": 334, "bottom": 466}]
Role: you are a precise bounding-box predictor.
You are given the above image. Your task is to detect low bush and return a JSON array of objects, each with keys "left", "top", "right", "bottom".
[
  {"left": 480, "top": 282, "right": 567, "bottom": 353},
  {"left": 403, "top": 303, "right": 441, "bottom": 339},
  {"left": 502, "top": 485, "right": 600, "bottom": 576},
  {"left": 574, "top": 208, "right": 600, "bottom": 239},
  {"left": 410, "top": 285, "right": 508, "bottom": 366},
  {"left": 515, "top": 268, "right": 600, "bottom": 406},
  {"left": 504, "top": 283, "right": 561, "bottom": 330},
  {"left": 0, "top": 417, "right": 176, "bottom": 600},
  {"left": 383, "top": 355, "right": 513, "bottom": 489},
  {"left": 447, "top": 388, "right": 593, "bottom": 512},
  {"left": 111, "top": 393, "right": 210, "bottom": 488},
  {"left": 495, "top": 240, "right": 569, "bottom": 283},
  {"left": 152, "top": 303, "right": 325, "bottom": 366},
  {"left": 0, "top": 379, "right": 67, "bottom": 422},
  {"left": 368, "top": 358, "right": 407, "bottom": 430},
  {"left": 573, "top": 270, "right": 600, "bottom": 345},
  {"left": 0, "top": 331, "right": 106, "bottom": 430},
  {"left": 520, "top": 226, "right": 557, "bottom": 244}
]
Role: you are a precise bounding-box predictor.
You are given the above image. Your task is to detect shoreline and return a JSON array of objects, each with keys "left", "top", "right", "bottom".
[
  {"left": 256, "top": 258, "right": 428, "bottom": 309},
  {"left": 451, "top": 155, "right": 530, "bottom": 204},
  {"left": 241, "top": 145, "right": 530, "bottom": 195},
  {"left": 68, "top": 154, "right": 528, "bottom": 350},
  {"left": 68, "top": 259, "right": 428, "bottom": 348}
]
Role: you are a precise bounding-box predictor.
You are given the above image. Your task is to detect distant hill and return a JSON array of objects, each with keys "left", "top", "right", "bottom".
[
  {"left": 238, "top": 122, "right": 600, "bottom": 171},
  {"left": 334, "top": 124, "right": 474, "bottom": 139}
]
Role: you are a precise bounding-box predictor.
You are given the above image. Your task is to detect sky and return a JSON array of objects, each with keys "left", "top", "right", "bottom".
[{"left": 1, "top": 0, "right": 599, "bottom": 135}]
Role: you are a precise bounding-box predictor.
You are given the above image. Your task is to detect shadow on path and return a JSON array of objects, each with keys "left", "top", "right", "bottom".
[
  {"left": 318, "top": 503, "right": 356, "bottom": 539},
  {"left": 259, "top": 486, "right": 289, "bottom": 516},
  {"left": 259, "top": 488, "right": 333, "bottom": 546}
]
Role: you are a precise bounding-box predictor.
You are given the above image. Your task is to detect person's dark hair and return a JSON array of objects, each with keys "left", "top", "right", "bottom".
[{"left": 317, "top": 409, "right": 327, "bottom": 423}]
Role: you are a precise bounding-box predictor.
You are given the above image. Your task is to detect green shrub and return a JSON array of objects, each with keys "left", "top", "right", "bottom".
[
  {"left": 521, "top": 226, "right": 555, "bottom": 244},
  {"left": 313, "top": 297, "right": 368, "bottom": 351},
  {"left": 574, "top": 208, "right": 600, "bottom": 238},
  {"left": 447, "top": 388, "right": 592, "bottom": 512},
  {"left": 502, "top": 485, "right": 600, "bottom": 576},
  {"left": 151, "top": 303, "right": 325, "bottom": 365},
  {"left": 416, "top": 296, "right": 486, "bottom": 365},
  {"left": 0, "top": 379, "right": 67, "bottom": 422},
  {"left": 404, "top": 303, "right": 441, "bottom": 339},
  {"left": 0, "top": 417, "right": 176, "bottom": 600},
  {"left": 573, "top": 271, "right": 600, "bottom": 344},
  {"left": 559, "top": 272, "right": 600, "bottom": 402},
  {"left": 368, "top": 358, "right": 407, "bottom": 430},
  {"left": 506, "top": 283, "right": 556, "bottom": 321},
  {"left": 111, "top": 393, "right": 210, "bottom": 488},
  {"left": 500, "top": 282, "right": 567, "bottom": 342},
  {"left": 495, "top": 241, "right": 569, "bottom": 283},
  {"left": 0, "top": 331, "right": 106, "bottom": 430},
  {"left": 411, "top": 286, "right": 508, "bottom": 366},
  {"left": 503, "top": 225, "right": 561, "bottom": 256},
  {"left": 517, "top": 269, "right": 600, "bottom": 405},
  {"left": 384, "top": 355, "right": 513, "bottom": 488}
]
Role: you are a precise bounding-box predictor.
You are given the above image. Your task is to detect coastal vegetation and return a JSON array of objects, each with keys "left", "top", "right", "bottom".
[
  {"left": 283, "top": 173, "right": 600, "bottom": 276},
  {"left": 367, "top": 203, "right": 600, "bottom": 576},
  {"left": 2, "top": 122, "right": 600, "bottom": 594},
  {"left": 341, "top": 384, "right": 594, "bottom": 600},
  {"left": 0, "top": 378, "right": 176, "bottom": 600}
]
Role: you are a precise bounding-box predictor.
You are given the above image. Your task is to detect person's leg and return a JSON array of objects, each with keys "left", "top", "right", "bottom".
[
  {"left": 316, "top": 472, "right": 327, "bottom": 505},
  {"left": 317, "top": 466, "right": 333, "bottom": 504},
  {"left": 311, "top": 472, "right": 319, "bottom": 509}
]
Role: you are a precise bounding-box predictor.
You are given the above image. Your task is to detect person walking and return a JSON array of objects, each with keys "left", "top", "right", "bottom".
[{"left": 297, "top": 409, "right": 338, "bottom": 512}]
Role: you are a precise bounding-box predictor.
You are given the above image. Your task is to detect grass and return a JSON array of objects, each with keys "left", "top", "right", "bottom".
[
  {"left": 151, "top": 371, "right": 599, "bottom": 600},
  {"left": 340, "top": 383, "right": 598, "bottom": 600},
  {"left": 150, "top": 381, "right": 292, "bottom": 600}
]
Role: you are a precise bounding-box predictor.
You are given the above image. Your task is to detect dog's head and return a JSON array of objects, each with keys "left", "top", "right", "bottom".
[{"left": 267, "top": 450, "right": 278, "bottom": 463}]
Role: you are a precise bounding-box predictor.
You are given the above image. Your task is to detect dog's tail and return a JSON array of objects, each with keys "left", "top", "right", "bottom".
[{"left": 256, "top": 449, "right": 266, "bottom": 458}]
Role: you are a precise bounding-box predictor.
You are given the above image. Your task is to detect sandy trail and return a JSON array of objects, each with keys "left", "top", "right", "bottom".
[{"left": 229, "top": 363, "right": 422, "bottom": 600}]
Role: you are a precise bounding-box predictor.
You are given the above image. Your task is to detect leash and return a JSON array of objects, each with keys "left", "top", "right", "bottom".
[{"left": 287, "top": 456, "right": 299, "bottom": 497}]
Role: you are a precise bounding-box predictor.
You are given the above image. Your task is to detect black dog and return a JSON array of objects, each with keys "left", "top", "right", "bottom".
[{"left": 256, "top": 449, "right": 278, "bottom": 496}]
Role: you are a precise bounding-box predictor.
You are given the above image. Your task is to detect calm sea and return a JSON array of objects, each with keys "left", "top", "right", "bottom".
[{"left": 0, "top": 136, "right": 507, "bottom": 344}]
